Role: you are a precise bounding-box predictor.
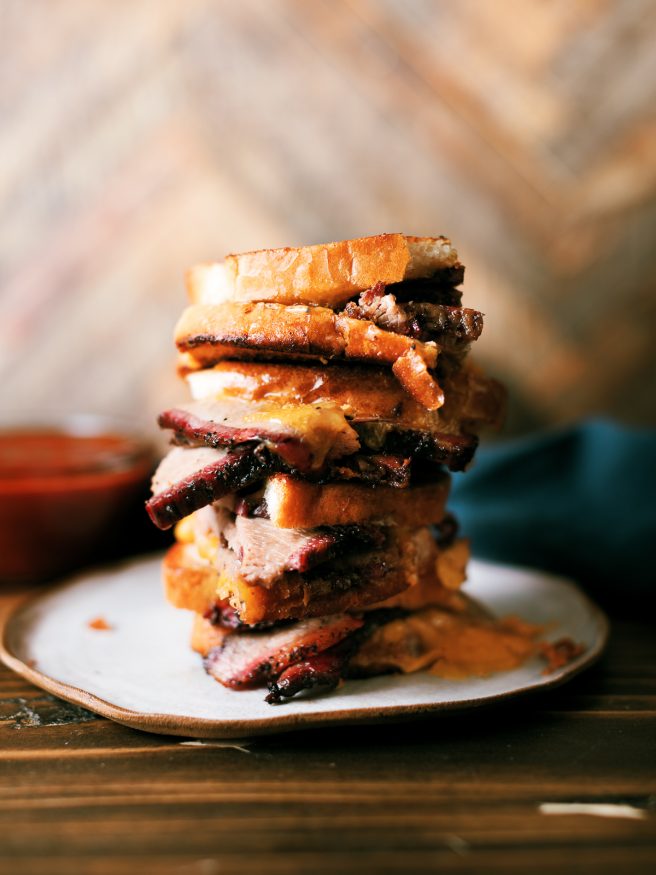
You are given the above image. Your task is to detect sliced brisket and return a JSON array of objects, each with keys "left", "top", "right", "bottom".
[
  {"left": 159, "top": 398, "right": 358, "bottom": 472},
  {"left": 344, "top": 284, "right": 482, "bottom": 350},
  {"left": 355, "top": 422, "right": 478, "bottom": 472},
  {"left": 203, "top": 603, "right": 289, "bottom": 633},
  {"left": 148, "top": 445, "right": 421, "bottom": 530},
  {"left": 385, "top": 271, "right": 464, "bottom": 304},
  {"left": 146, "top": 445, "right": 283, "bottom": 530},
  {"left": 264, "top": 610, "right": 409, "bottom": 703},
  {"left": 327, "top": 453, "right": 412, "bottom": 488},
  {"left": 409, "top": 301, "right": 484, "bottom": 349},
  {"left": 204, "top": 614, "right": 363, "bottom": 689},
  {"left": 265, "top": 639, "right": 355, "bottom": 703},
  {"left": 219, "top": 513, "right": 387, "bottom": 586}
]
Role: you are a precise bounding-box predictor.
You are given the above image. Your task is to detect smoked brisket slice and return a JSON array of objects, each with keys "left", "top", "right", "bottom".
[
  {"left": 410, "top": 302, "right": 483, "bottom": 349},
  {"left": 166, "top": 402, "right": 471, "bottom": 473},
  {"left": 385, "top": 271, "right": 464, "bottom": 304},
  {"left": 327, "top": 453, "right": 412, "bottom": 488},
  {"left": 344, "top": 284, "right": 482, "bottom": 349},
  {"left": 219, "top": 512, "right": 388, "bottom": 585},
  {"left": 149, "top": 445, "right": 425, "bottom": 531},
  {"left": 146, "top": 445, "right": 283, "bottom": 530},
  {"left": 263, "top": 609, "right": 410, "bottom": 703},
  {"left": 158, "top": 398, "right": 358, "bottom": 473},
  {"left": 265, "top": 639, "right": 355, "bottom": 703},
  {"left": 204, "top": 614, "right": 363, "bottom": 689},
  {"left": 355, "top": 422, "right": 478, "bottom": 472}
]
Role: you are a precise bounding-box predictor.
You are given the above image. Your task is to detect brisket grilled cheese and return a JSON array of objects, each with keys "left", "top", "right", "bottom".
[{"left": 147, "top": 233, "right": 550, "bottom": 703}]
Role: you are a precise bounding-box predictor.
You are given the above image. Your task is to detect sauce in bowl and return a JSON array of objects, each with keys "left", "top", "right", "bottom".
[{"left": 0, "top": 424, "right": 154, "bottom": 583}]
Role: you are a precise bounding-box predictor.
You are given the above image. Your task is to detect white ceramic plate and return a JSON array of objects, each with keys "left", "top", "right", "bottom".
[{"left": 0, "top": 554, "right": 608, "bottom": 738}]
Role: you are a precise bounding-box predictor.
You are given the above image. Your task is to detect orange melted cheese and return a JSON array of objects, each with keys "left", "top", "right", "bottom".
[
  {"left": 242, "top": 403, "right": 359, "bottom": 467},
  {"left": 351, "top": 608, "right": 542, "bottom": 679}
]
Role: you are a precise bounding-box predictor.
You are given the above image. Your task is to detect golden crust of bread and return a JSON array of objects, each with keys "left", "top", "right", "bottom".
[
  {"left": 163, "top": 542, "right": 218, "bottom": 614},
  {"left": 175, "top": 303, "right": 442, "bottom": 409},
  {"left": 162, "top": 536, "right": 423, "bottom": 624},
  {"left": 185, "top": 360, "right": 418, "bottom": 417},
  {"left": 176, "top": 302, "right": 339, "bottom": 359},
  {"left": 392, "top": 347, "right": 444, "bottom": 410},
  {"left": 403, "top": 236, "right": 459, "bottom": 279},
  {"left": 175, "top": 303, "right": 438, "bottom": 367},
  {"left": 262, "top": 473, "right": 449, "bottom": 529},
  {"left": 190, "top": 613, "right": 230, "bottom": 656},
  {"left": 185, "top": 360, "right": 504, "bottom": 435},
  {"left": 186, "top": 234, "right": 459, "bottom": 309}
]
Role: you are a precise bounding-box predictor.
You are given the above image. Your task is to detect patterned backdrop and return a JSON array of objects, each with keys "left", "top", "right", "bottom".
[{"left": 1, "top": 0, "right": 655, "bottom": 436}]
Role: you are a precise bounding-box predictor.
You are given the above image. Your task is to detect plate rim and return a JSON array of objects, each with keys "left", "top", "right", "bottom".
[{"left": 0, "top": 553, "right": 610, "bottom": 739}]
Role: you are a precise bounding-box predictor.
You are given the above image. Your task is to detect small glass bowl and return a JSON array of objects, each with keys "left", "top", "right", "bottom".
[{"left": 0, "top": 415, "right": 156, "bottom": 584}]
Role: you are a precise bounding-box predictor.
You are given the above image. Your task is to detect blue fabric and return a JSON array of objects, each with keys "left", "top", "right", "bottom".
[{"left": 449, "top": 421, "right": 656, "bottom": 605}]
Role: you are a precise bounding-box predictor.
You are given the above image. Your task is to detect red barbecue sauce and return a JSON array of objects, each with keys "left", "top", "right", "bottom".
[{"left": 0, "top": 429, "right": 153, "bottom": 583}]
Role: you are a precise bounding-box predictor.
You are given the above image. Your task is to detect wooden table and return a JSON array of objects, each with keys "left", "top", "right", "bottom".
[{"left": 1, "top": 603, "right": 654, "bottom": 874}]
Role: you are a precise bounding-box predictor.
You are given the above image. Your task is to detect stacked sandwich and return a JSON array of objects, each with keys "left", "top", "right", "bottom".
[{"left": 147, "top": 233, "right": 521, "bottom": 703}]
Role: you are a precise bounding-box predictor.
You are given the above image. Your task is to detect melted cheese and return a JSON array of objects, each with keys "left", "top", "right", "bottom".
[
  {"left": 175, "top": 513, "right": 219, "bottom": 563},
  {"left": 174, "top": 517, "right": 195, "bottom": 544},
  {"left": 427, "top": 615, "right": 540, "bottom": 679},
  {"left": 243, "top": 402, "right": 359, "bottom": 466},
  {"left": 435, "top": 539, "right": 469, "bottom": 590},
  {"left": 351, "top": 608, "right": 541, "bottom": 679}
]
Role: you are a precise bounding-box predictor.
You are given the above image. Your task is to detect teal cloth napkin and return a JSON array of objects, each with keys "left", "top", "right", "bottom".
[{"left": 449, "top": 421, "right": 656, "bottom": 608}]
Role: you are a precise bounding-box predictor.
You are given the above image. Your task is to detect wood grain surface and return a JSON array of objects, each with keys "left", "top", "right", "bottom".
[
  {"left": 0, "top": 589, "right": 654, "bottom": 874},
  {"left": 1, "top": 0, "right": 655, "bottom": 435}
]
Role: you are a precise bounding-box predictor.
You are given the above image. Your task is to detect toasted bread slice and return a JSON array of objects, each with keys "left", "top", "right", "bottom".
[
  {"left": 191, "top": 614, "right": 231, "bottom": 655},
  {"left": 175, "top": 302, "right": 443, "bottom": 410},
  {"left": 186, "top": 360, "right": 504, "bottom": 434},
  {"left": 458, "top": 363, "right": 507, "bottom": 430},
  {"left": 186, "top": 234, "right": 459, "bottom": 309},
  {"left": 163, "top": 542, "right": 219, "bottom": 615},
  {"left": 185, "top": 360, "right": 417, "bottom": 418},
  {"left": 163, "top": 533, "right": 424, "bottom": 624},
  {"left": 257, "top": 473, "right": 449, "bottom": 529}
]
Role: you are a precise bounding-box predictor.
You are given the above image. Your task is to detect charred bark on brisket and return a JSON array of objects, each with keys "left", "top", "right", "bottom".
[
  {"left": 146, "top": 445, "right": 283, "bottom": 530},
  {"left": 158, "top": 407, "right": 315, "bottom": 472},
  {"left": 343, "top": 282, "right": 482, "bottom": 350},
  {"left": 433, "top": 513, "right": 459, "bottom": 548},
  {"left": 385, "top": 269, "right": 465, "bottom": 304},
  {"left": 286, "top": 524, "right": 387, "bottom": 574},
  {"left": 203, "top": 603, "right": 292, "bottom": 633},
  {"left": 324, "top": 453, "right": 412, "bottom": 488},
  {"left": 409, "top": 302, "right": 483, "bottom": 348},
  {"left": 265, "top": 639, "right": 354, "bottom": 703},
  {"left": 203, "top": 615, "right": 364, "bottom": 689},
  {"left": 266, "top": 609, "right": 409, "bottom": 702},
  {"left": 355, "top": 423, "right": 478, "bottom": 472}
]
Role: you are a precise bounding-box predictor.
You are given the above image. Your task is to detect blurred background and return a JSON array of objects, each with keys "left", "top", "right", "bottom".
[{"left": 1, "top": 0, "right": 655, "bottom": 437}]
